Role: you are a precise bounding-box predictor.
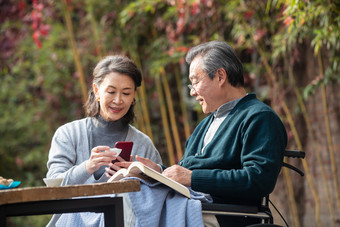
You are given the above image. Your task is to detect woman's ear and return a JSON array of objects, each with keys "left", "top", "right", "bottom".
[{"left": 93, "top": 83, "right": 99, "bottom": 99}]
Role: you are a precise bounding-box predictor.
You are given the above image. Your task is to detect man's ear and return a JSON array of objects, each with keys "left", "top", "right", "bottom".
[{"left": 217, "top": 68, "right": 227, "bottom": 86}]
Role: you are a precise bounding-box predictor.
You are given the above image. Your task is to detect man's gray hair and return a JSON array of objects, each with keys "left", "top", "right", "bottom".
[{"left": 185, "top": 41, "right": 244, "bottom": 87}]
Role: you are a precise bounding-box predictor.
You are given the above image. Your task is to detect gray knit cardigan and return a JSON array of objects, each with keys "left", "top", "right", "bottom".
[{"left": 46, "top": 117, "right": 162, "bottom": 185}]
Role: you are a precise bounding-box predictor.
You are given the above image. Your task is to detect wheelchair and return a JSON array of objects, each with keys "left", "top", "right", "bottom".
[{"left": 201, "top": 150, "right": 305, "bottom": 227}]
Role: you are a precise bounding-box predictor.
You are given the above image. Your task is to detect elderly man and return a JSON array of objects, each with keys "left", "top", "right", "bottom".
[{"left": 128, "top": 40, "right": 287, "bottom": 226}]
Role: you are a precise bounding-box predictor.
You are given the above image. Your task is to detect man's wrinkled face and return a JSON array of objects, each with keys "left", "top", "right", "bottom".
[{"left": 188, "top": 57, "right": 219, "bottom": 114}]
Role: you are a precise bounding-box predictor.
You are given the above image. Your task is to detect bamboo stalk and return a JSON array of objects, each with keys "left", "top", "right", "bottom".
[
  {"left": 249, "top": 46, "right": 303, "bottom": 227},
  {"left": 317, "top": 52, "right": 340, "bottom": 214},
  {"left": 85, "top": 0, "right": 103, "bottom": 58},
  {"left": 260, "top": 46, "right": 321, "bottom": 226},
  {"left": 271, "top": 65, "right": 321, "bottom": 227},
  {"left": 286, "top": 57, "right": 336, "bottom": 226},
  {"left": 280, "top": 102, "right": 302, "bottom": 227},
  {"left": 239, "top": 19, "right": 308, "bottom": 224},
  {"left": 282, "top": 101, "right": 319, "bottom": 227},
  {"left": 134, "top": 92, "right": 146, "bottom": 133},
  {"left": 156, "top": 74, "right": 176, "bottom": 165},
  {"left": 139, "top": 81, "right": 154, "bottom": 141},
  {"left": 174, "top": 65, "right": 191, "bottom": 139},
  {"left": 282, "top": 167, "right": 300, "bottom": 227},
  {"left": 250, "top": 41, "right": 320, "bottom": 225},
  {"left": 130, "top": 52, "right": 154, "bottom": 142},
  {"left": 61, "top": 0, "right": 88, "bottom": 104},
  {"left": 160, "top": 67, "right": 184, "bottom": 161}
]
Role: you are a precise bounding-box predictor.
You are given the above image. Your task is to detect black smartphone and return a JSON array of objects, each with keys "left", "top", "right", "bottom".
[{"left": 111, "top": 141, "right": 133, "bottom": 164}]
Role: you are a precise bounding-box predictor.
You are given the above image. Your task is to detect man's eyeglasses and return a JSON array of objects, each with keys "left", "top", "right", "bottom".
[{"left": 187, "top": 74, "right": 209, "bottom": 92}]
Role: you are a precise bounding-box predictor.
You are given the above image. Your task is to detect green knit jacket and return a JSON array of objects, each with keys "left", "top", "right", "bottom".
[{"left": 181, "top": 93, "right": 287, "bottom": 204}]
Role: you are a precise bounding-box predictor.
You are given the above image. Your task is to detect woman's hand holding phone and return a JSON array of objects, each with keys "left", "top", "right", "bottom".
[
  {"left": 86, "top": 146, "right": 120, "bottom": 175},
  {"left": 111, "top": 141, "right": 133, "bottom": 164},
  {"left": 105, "top": 141, "right": 134, "bottom": 178},
  {"left": 109, "top": 155, "right": 161, "bottom": 174},
  {"left": 105, "top": 155, "right": 133, "bottom": 177}
]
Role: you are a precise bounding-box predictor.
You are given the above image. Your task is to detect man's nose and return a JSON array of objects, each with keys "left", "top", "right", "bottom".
[{"left": 190, "top": 88, "right": 197, "bottom": 96}]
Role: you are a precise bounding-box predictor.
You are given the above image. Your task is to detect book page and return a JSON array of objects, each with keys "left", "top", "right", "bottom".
[{"left": 108, "top": 162, "right": 190, "bottom": 198}]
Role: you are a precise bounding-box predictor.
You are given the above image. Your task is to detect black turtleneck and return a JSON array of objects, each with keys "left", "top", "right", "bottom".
[{"left": 90, "top": 115, "right": 129, "bottom": 179}]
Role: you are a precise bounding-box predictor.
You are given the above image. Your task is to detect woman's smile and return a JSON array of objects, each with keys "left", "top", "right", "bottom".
[
  {"left": 94, "top": 72, "right": 136, "bottom": 122},
  {"left": 110, "top": 106, "right": 123, "bottom": 113}
]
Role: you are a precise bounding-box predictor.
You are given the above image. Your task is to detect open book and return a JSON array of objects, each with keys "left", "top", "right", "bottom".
[{"left": 108, "top": 162, "right": 190, "bottom": 198}]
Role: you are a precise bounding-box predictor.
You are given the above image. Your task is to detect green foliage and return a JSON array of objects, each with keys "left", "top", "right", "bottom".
[
  {"left": 1, "top": 0, "right": 339, "bottom": 225},
  {"left": 274, "top": 0, "right": 340, "bottom": 97},
  {"left": 1, "top": 0, "right": 338, "bottom": 186},
  {"left": 303, "top": 64, "right": 340, "bottom": 99}
]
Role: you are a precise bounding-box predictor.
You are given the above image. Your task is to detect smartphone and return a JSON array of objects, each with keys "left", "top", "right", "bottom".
[{"left": 111, "top": 141, "right": 133, "bottom": 164}]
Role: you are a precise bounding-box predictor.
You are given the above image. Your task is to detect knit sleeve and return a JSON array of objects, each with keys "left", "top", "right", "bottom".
[{"left": 46, "top": 122, "right": 92, "bottom": 185}]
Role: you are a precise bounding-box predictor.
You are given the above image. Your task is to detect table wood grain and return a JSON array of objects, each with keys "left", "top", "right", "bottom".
[{"left": 0, "top": 180, "right": 140, "bottom": 205}]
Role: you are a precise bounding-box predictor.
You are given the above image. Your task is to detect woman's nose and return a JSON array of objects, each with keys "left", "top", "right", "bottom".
[{"left": 114, "top": 94, "right": 123, "bottom": 103}]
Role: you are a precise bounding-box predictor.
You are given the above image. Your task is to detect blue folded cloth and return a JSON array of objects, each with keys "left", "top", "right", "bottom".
[
  {"left": 53, "top": 177, "right": 212, "bottom": 227},
  {"left": 126, "top": 177, "right": 212, "bottom": 227}
]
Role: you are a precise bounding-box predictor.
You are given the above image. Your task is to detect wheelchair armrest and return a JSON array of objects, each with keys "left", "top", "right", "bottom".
[
  {"left": 201, "top": 203, "right": 259, "bottom": 214},
  {"left": 282, "top": 150, "right": 305, "bottom": 176},
  {"left": 282, "top": 162, "right": 304, "bottom": 176},
  {"left": 284, "top": 150, "right": 305, "bottom": 159}
]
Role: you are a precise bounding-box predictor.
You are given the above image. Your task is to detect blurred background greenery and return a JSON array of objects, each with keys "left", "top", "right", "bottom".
[{"left": 1, "top": 0, "right": 339, "bottom": 226}]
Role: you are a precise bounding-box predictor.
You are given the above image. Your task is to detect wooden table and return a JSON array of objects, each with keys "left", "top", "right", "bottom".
[{"left": 0, "top": 180, "right": 140, "bottom": 227}]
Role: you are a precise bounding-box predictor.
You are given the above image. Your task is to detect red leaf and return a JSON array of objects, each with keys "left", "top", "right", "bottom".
[
  {"left": 191, "top": 2, "right": 199, "bottom": 15},
  {"left": 19, "top": 1, "right": 26, "bottom": 11},
  {"left": 32, "top": 21, "right": 38, "bottom": 30},
  {"left": 34, "top": 3, "right": 44, "bottom": 11},
  {"left": 284, "top": 16, "right": 294, "bottom": 26},
  {"left": 15, "top": 156, "right": 24, "bottom": 167},
  {"left": 40, "top": 24, "right": 50, "bottom": 36},
  {"left": 33, "top": 31, "right": 40, "bottom": 40},
  {"left": 244, "top": 10, "right": 253, "bottom": 20},
  {"left": 176, "top": 46, "right": 188, "bottom": 52},
  {"left": 167, "top": 47, "right": 175, "bottom": 56},
  {"left": 33, "top": 31, "right": 42, "bottom": 48}
]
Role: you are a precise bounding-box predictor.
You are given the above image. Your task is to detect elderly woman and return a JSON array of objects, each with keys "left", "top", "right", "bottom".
[{"left": 46, "top": 55, "right": 162, "bottom": 226}]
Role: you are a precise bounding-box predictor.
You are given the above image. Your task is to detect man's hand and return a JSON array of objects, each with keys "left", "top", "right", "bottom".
[
  {"left": 106, "top": 155, "right": 161, "bottom": 178},
  {"left": 162, "top": 165, "right": 192, "bottom": 187},
  {"left": 135, "top": 155, "right": 162, "bottom": 173}
]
